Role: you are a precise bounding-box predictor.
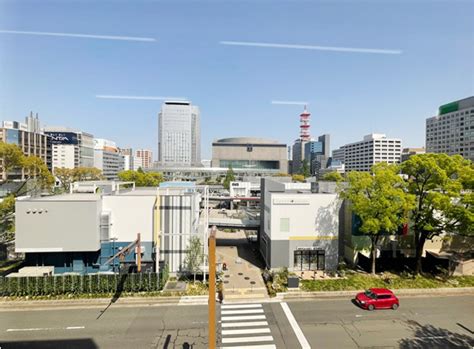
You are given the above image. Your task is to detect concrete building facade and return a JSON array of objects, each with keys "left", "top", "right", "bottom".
[
  {"left": 44, "top": 127, "right": 95, "bottom": 170},
  {"left": 343, "top": 134, "right": 402, "bottom": 172},
  {"left": 401, "top": 147, "right": 426, "bottom": 162},
  {"left": 158, "top": 101, "right": 201, "bottom": 167},
  {"left": 15, "top": 182, "right": 206, "bottom": 275},
  {"left": 94, "top": 139, "right": 124, "bottom": 181},
  {"left": 0, "top": 113, "right": 51, "bottom": 180},
  {"left": 135, "top": 149, "right": 153, "bottom": 169},
  {"left": 212, "top": 137, "right": 288, "bottom": 172},
  {"left": 259, "top": 178, "right": 341, "bottom": 272},
  {"left": 426, "top": 96, "right": 474, "bottom": 162}
]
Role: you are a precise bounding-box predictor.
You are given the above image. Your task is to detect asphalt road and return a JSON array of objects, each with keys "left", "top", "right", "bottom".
[{"left": 1, "top": 295, "right": 473, "bottom": 349}]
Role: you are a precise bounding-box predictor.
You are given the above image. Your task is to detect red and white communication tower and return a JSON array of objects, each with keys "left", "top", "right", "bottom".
[{"left": 299, "top": 106, "right": 311, "bottom": 141}]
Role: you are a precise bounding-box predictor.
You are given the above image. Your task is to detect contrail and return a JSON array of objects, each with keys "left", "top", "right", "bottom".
[
  {"left": 272, "top": 100, "right": 309, "bottom": 106},
  {"left": 0, "top": 30, "right": 156, "bottom": 42},
  {"left": 220, "top": 41, "right": 402, "bottom": 55},
  {"left": 96, "top": 95, "right": 187, "bottom": 101}
]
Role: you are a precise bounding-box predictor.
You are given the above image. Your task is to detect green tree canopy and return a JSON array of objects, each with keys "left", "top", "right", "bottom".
[
  {"left": 322, "top": 171, "right": 344, "bottom": 182},
  {"left": 223, "top": 166, "right": 235, "bottom": 190},
  {"left": 342, "top": 163, "right": 415, "bottom": 274},
  {"left": 184, "top": 236, "right": 204, "bottom": 282},
  {"left": 117, "top": 170, "right": 164, "bottom": 187},
  {"left": 0, "top": 195, "right": 15, "bottom": 244},
  {"left": 0, "top": 142, "right": 25, "bottom": 181},
  {"left": 301, "top": 160, "right": 310, "bottom": 178},
  {"left": 401, "top": 153, "right": 474, "bottom": 274},
  {"left": 23, "top": 156, "right": 55, "bottom": 191}
]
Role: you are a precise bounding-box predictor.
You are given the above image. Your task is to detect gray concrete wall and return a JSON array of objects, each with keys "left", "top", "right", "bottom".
[{"left": 15, "top": 199, "right": 101, "bottom": 252}]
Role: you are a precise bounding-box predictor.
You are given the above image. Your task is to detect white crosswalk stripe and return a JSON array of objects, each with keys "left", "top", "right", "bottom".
[{"left": 220, "top": 303, "right": 277, "bottom": 349}]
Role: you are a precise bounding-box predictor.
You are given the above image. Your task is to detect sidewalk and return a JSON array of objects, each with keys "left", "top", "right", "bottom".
[{"left": 216, "top": 230, "right": 268, "bottom": 300}]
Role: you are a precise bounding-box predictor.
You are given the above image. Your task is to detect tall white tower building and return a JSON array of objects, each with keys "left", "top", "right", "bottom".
[{"left": 158, "top": 101, "right": 201, "bottom": 167}]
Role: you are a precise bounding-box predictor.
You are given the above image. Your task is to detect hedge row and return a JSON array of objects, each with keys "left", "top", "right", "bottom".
[{"left": 0, "top": 272, "right": 166, "bottom": 297}]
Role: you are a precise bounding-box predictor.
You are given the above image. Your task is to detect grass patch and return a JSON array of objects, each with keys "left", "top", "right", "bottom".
[{"left": 300, "top": 273, "right": 474, "bottom": 292}]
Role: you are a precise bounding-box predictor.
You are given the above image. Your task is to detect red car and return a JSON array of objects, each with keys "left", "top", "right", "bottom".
[{"left": 355, "top": 288, "right": 399, "bottom": 311}]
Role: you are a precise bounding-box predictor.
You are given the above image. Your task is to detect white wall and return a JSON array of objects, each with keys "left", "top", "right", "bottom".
[
  {"left": 52, "top": 145, "right": 75, "bottom": 170},
  {"left": 102, "top": 195, "right": 156, "bottom": 242},
  {"left": 269, "top": 192, "right": 340, "bottom": 240}
]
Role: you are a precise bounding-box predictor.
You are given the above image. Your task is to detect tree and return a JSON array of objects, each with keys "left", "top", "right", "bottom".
[
  {"left": 54, "top": 167, "right": 74, "bottom": 191},
  {"left": 401, "top": 154, "right": 474, "bottom": 275},
  {"left": 292, "top": 174, "right": 305, "bottom": 183},
  {"left": 322, "top": 171, "right": 344, "bottom": 182},
  {"left": 223, "top": 166, "right": 235, "bottom": 190},
  {"left": 184, "top": 236, "right": 204, "bottom": 282},
  {"left": 23, "top": 156, "right": 55, "bottom": 191},
  {"left": 72, "top": 167, "right": 103, "bottom": 182},
  {"left": 342, "top": 163, "right": 415, "bottom": 274},
  {"left": 117, "top": 170, "right": 164, "bottom": 187},
  {"left": 0, "top": 195, "right": 15, "bottom": 244},
  {"left": 301, "top": 160, "right": 310, "bottom": 178},
  {"left": 0, "top": 142, "right": 25, "bottom": 181}
]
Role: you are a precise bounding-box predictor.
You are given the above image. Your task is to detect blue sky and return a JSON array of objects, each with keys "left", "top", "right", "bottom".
[{"left": 1, "top": 0, "right": 473, "bottom": 160}]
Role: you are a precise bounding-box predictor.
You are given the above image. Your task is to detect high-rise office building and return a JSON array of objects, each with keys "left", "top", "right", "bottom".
[
  {"left": 94, "top": 139, "right": 124, "bottom": 181},
  {"left": 158, "top": 101, "right": 201, "bottom": 167},
  {"left": 135, "top": 149, "right": 153, "bottom": 169},
  {"left": 0, "top": 113, "right": 51, "bottom": 180},
  {"left": 343, "top": 134, "right": 402, "bottom": 172},
  {"left": 44, "top": 127, "right": 94, "bottom": 170},
  {"left": 304, "top": 134, "right": 330, "bottom": 178},
  {"left": 332, "top": 147, "right": 345, "bottom": 163},
  {"left": 426, "top": 96, "right": 474, "bottom": 161}
]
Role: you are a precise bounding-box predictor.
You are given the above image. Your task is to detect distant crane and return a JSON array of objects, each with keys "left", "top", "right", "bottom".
[{"left": 104, "top": 233, "right": 142, "bottom": 273}]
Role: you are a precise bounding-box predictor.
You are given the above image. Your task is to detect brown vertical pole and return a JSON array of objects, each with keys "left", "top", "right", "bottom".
[
  {"left": 137, "top": 233, "right": 141, "bottom": 273},
  {"left": 208, "top": 226, "right": 217, "bottom": 349}
]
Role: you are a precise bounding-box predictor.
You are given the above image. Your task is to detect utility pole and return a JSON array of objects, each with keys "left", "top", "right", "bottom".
[{"left": 208, "top": 226, "right": 217, "bottom": 349}]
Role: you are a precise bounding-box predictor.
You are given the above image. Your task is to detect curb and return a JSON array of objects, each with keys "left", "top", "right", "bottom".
[
  {"left": 0, "top": 295, "right": 205, "bottom": 311},
  {"left": 277, "top": 287, "right": 474, "bottom": 299}
]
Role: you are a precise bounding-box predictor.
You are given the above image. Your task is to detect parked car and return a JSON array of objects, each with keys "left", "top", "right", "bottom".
[{"left": 354, "top": 288, "right": 399, "bottom": 311}]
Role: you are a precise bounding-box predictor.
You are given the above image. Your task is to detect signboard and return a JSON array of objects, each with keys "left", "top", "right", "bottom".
[
  {"left": 46, "top": 132, "right": 79, "bottom": 145},
  {"left": 2, "top": 121, "right": 14, "bottom": 129}
]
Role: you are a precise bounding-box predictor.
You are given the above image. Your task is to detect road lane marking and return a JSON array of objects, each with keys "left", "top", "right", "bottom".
[
  {"left": 221, "top": 304, "right": 262, "bottom": 309},
  {"left": 222, "top": 328, "right": 271, "bottom": 335},
  {"left": 221, "top": 321, "right": 268, "bottom": 328},
  {"left": 221, "top": 315, "right": 266, "bottom": 321},
  {"left": 280, "top": 302, "right": 311, "bottom": 349},
  {"left": 221, "top": 345, "right": 276, "bottom": 349},
  {"left": 6, "top": 326, "right": 85, "bottom": 332},
  {"left": 222, "top": 335, "right": 274, "bottom": 344},
  {"left": 222, "top": 309, "right": 264, "bottom": 315}
]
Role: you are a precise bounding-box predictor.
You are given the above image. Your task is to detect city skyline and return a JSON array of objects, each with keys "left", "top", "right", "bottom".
[{"left": 1, "top": 1, "right": 473, "bottom": 159}]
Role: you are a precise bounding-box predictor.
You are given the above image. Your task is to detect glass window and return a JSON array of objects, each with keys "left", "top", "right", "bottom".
[{"left": 280, "top": 218, "right": 290, "bottom": 232}]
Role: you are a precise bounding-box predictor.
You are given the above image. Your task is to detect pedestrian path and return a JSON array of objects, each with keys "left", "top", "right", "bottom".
[{"left": 219, "top": 303, "right": 277, "bottom": 349}]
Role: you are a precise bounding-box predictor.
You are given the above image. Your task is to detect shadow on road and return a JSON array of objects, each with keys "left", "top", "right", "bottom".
[
  {"left": 399, "top": 320, "right": 474, "bottom": 349},
  {"left": 0, "top": 339, "right": 98, "bottom": 349},
  {"left": 96, "top": 273, "right": 128, "bottom": 320}
]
